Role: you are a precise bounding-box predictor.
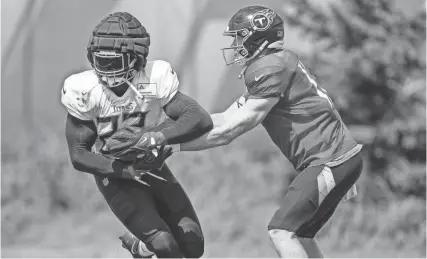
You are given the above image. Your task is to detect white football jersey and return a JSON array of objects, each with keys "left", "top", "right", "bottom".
[{"left": 61, "top": 60, "right": 179, "bottom": 139}]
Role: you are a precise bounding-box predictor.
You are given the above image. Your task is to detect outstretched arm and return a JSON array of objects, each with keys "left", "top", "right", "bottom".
[
  {"left": 209, "top": 96, "right": 242, "bottom": 127},
  {"left": 177, "top": 97, "right": 279, "bottom": 151},
  {"left": 143, "top": 91, "right": 213, "bottom": 147},
  {"left": 159, "top": 91, "right": 213, "bottom": 144}
]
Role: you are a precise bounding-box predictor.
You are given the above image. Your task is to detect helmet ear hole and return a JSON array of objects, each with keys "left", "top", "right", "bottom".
[
  {"left": 240, "top": 29, "right": 249, "bottom": 37},
  {"left": 239, "top": 49, "right": 248, "bottom": 57}
]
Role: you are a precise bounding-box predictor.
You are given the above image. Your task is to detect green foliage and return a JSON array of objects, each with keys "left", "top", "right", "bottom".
[{"left": 282, "top": 0, "right": 426, "bottom": 199}]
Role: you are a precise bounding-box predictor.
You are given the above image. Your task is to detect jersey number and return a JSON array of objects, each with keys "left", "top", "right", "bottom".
[
  {"left": 298, "top": 61, "right": 334, "bottom": 108},
  {"left": 96, "top": 112, "right": 146, "bottom": 151}
]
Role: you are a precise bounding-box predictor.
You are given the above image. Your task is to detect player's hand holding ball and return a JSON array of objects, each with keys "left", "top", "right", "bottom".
[
  {"left": 126, "top": 145, "right": 173, "bottom": 185},
  {"left": 129, "top": 144, "right": 173, "bottom": 171},
  {"left": 103, "top": 123, "right": 174, "bottom": 185}
]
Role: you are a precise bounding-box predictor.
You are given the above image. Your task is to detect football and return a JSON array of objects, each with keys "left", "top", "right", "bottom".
[{"left": 102, "top": 119, "right": 175, "bottom": 162}]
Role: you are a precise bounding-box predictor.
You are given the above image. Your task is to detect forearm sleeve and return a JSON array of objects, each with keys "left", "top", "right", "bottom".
[
  {"left": 65, "top": 114, "right": 131, "bottom": 179},
  {"left": 160, "top": 91, "right": 213, "bottom": 144}
]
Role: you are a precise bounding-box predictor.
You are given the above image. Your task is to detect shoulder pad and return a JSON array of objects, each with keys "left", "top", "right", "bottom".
[
  {"left": 145, "top": 60, "right": 179, "bottom": 106},
  {"left": 60, "top": 70, "right": 99, "bottom": 120},
  {"left": 244, "top": 50, "right": 299, "bottom": 98},
  {"left": 245, "top": 50, "right": 299, "bottom": 84}
]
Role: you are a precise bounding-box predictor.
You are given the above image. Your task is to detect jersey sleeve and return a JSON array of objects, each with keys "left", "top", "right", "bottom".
[
  {"left": 154, "top": 61, "right": 179, "bottom": 107},
  {"left": 61, "top": 73, "right": 97, "bottom": 121},
  {"left": 244, "top": 51, "right": 298, "bottom": 99}
]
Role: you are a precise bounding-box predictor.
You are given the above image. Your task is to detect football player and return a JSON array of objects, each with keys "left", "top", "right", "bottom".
[
  {"left": 169, "top": 6, "right": 364, "bottom": 258},
  {"left": 61, "top": 12, "right": 213, "bottom": 258}
]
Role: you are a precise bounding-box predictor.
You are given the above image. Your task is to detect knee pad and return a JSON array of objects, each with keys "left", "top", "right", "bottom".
[
  {"left": 180, "top": 238, "right": 204, "bottom": 258},
  {"left": 147, "top": 231, "right": 182, "bottom": 258},
  {"left": 175, "top": 218, "right": 204, "bottom": 258}
]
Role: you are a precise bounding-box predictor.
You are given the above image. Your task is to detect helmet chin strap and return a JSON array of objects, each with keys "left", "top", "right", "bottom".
[
  {"left": 246, "top": 41, "right": 269, "bottom": 62},
  {"left": 124, "top": 76, "right": 144, "bottom": 99},
  {"left": 237, "top": 40, "right": 284, "bottom": 79},
  {"left": 101, "top": 76, "right": 125, "bottom": 87},
  {"left": 237, "top": 41, "right": 269, "bottom": 79},
  {"left": 99, "top": 57, "right": 145, "bottom": 100},
  {"left": 238, "top": 66, "right": 248, "bottom": 79},
  {"left": 124, "top": 59, "right": 144, "bottom": 98}
]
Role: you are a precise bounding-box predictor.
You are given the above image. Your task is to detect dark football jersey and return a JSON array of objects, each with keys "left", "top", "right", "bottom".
[{"left": 240, "top": 49, "right": 358, "bottom": 171}]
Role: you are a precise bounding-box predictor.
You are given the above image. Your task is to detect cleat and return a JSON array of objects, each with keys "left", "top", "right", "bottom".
[{"left": 119, "top": 231, "right": 156, "bottom": 258}]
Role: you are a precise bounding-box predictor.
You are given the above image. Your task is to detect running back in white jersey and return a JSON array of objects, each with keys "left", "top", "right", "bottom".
[{"left": 61, "top": 60, "right": 178, "bottom": 150}]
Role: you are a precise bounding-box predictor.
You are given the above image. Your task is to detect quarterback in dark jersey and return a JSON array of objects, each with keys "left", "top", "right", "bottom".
[
  {"left": 62, "top": 12, "right": 212, "bottom": 258},
  {"left": 172, "top": 6, "right": 363, "bottom": 258}
]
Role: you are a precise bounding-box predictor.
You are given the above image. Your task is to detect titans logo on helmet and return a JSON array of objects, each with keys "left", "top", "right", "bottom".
[{"left": 250, "top": 9, "right": 276, "bottom": 31}]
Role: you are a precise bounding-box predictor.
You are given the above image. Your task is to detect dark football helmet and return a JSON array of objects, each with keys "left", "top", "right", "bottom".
[
  {"left": 87, "top": 12, "right": 150, "bottom": 87},
  {"left": 222, "top": 6, "right": 284, "bottom": 65}
]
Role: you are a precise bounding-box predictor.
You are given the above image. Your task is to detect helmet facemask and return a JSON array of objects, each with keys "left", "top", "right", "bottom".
[
  {"left": 221, "top": 28, "right": 252, "bottom": 65},
  {"left": 93, "top": 51, "right": 138, "bottom": 88},
  {"left": 221, "top": 28, "right": 270, "bottom": 66}
]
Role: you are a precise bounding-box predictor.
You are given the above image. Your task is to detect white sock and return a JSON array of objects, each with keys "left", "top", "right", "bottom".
[
  {"left": 137, "top": 241, "right": 157, "bottom": 258},
  {"left": 269, "top": 229, "right": 323, "bottom": 258}
]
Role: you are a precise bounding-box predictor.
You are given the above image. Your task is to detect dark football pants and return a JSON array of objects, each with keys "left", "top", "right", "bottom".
[
  {"left": 95, "top": 164, "right": 204, "bottom": 258},
  {"left": 268, "top": 153, "right": 363, "bottom": 238}
]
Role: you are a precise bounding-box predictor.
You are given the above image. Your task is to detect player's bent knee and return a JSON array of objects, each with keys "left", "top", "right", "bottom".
[
  {"left": 175, "top": 217, "right": 204, "bottom": 258},
  {"left": 147, "top": 231, "right": 182, "bottom": 258},
  {"left": 181, "top": 237, "right": 204, "bottom": 258}
]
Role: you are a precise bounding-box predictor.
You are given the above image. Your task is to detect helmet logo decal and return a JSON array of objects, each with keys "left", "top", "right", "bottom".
[{"left": 250, "top": 9, "right": 276, "bottom": 31}]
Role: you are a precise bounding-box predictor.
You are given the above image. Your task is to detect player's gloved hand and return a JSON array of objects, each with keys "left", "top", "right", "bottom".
[
  {"left": 103, "top": 125, "right": 168, "bottom": 162},
  {"left": 132, "top": 145, "right": 172, "bottom": 170},
  {"left": 133, "top": 131, "right": 166, "bottom": 150},
  {"left": 127, "top": 145, "right": 173, "bottom": 186}
]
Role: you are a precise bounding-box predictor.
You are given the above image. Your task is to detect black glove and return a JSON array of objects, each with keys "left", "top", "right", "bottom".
[
  {"left": 103, "top": 120, "right": 174, "bottom": 162},
  {"left": 131, "top": 145, "right": 172, "bottom": 170},
  {"left": 127, "top": 145, "right": 173, "bottom": 185}
]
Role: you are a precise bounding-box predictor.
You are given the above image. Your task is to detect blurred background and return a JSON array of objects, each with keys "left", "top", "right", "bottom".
[{"left": 1, "top": 0, "right": 426, "bottom": 257}]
